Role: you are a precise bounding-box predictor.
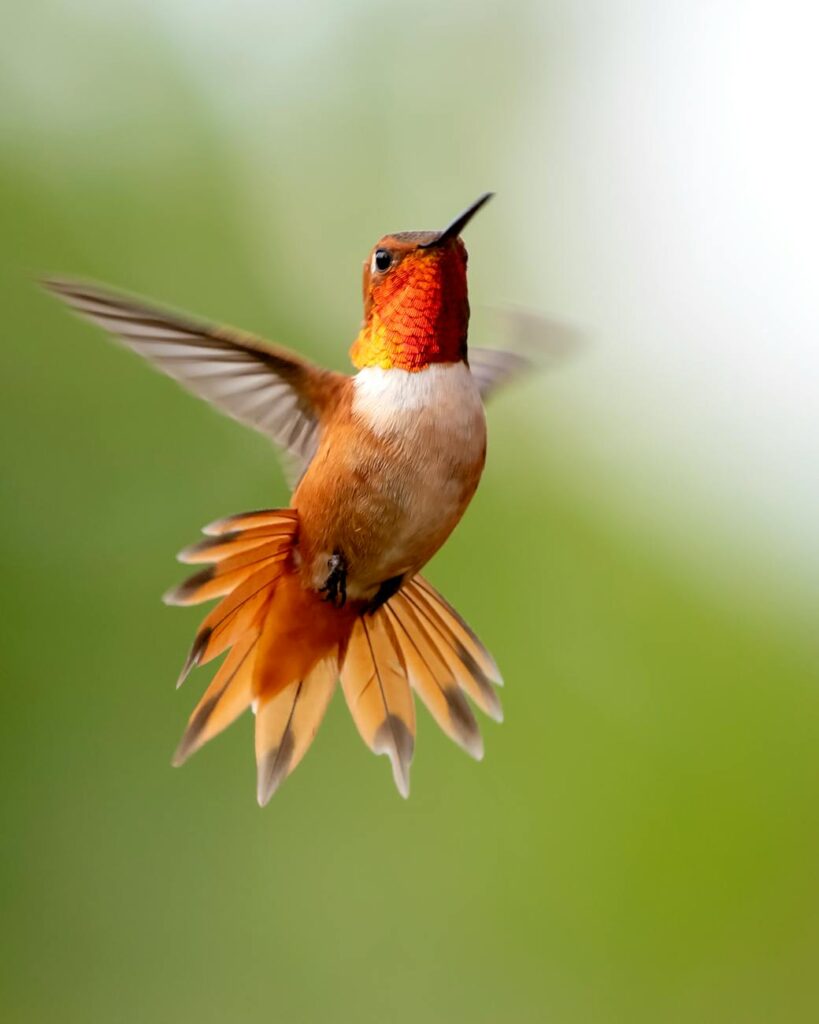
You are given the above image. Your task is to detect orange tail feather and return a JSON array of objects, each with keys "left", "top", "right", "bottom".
[{"left": 168, "top": 509, "right": 503, "bottom": 801}]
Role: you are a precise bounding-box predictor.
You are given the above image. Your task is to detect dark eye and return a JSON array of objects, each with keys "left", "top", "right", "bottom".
[{"left": 373, "top": 249, "right": 392, "bottom": 272}]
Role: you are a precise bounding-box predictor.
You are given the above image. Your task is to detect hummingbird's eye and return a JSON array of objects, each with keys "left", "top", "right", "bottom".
[{"left": 373, "top": 249, "right": 392, "bottom": 273}]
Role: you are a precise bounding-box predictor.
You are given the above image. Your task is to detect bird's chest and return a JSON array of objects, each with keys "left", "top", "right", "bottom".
[{"left": 346, "top": 363, "right": 486, "bottom": 581}]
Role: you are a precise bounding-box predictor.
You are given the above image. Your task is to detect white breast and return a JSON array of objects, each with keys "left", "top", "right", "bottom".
[
  {"left": 352, "top": 361, "right": 484, "bottom": 444},
  {"left": 350, "top": 362, "right": 486, "bottom": 584}
]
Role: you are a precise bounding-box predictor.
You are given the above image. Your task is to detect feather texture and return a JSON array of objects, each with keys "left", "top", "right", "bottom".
[
  {"left": 255, "top": 658, "right": 338, "bottom": 805},
  {"left": 469, "top": 347, "right": 531, "bottom": 400},
  {"left": 412, "top": 577, "right": 503, "bottom": 684},
  {"left": 403, "top": 578, "right": 503, "bottom": 721},
  {"left": 202, "top": 509, "right": 299, "bottom": 536},
  {"left": 340, "top": 613, "right": 416, "bottom": 797},
  {"left": 340, "top": 578, "right": 501, "bottom": 791},
  {"left": 173, "top": 635, "right": 259, "bottom": 766},
  {"left": 41, "top": 279, "right": 341, "bottom": 476},
  {"left": 178, "top": 524, "right": 296, "bottom": 565},
  {"left": 383, "top": 599, "right": 484, "bottom": 759},
  {"left": 163, "top": 549, "right": 290, "bottom": 607},
  {"left": 173, "top": 512, "right": 298, "bottom": 685},
  {"left": 470, "top": 310, "right": 583, "bottom": 400}
]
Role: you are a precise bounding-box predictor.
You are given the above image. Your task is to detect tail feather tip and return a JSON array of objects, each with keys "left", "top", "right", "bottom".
[
  {"left": 256, "top": 745, "right": 293, "bottom": 806},
  {"left": 374, "top": 715, "right": 414, "bottom": 799},
  {"left": 176, "top": 628, "right": 212, "bottom": 688},
  {"left": 170, "top": 744, "right": 188, "bottom": 768},
  {"left": 464, "top": 732, "right": 485, "bottom": 761},
  {"left": 391, "top": 759, "right": 411, "bottom": 799},
  {"left": 485, "top": 696, "right": 504, "bottom": 724}
]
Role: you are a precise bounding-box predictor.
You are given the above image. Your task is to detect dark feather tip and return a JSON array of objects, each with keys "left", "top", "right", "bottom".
[
  {"left": 256, "top": 732, "right": 296, "bottom": 806},
  {"left": 176, "top": 531, "right": 240, "bottom": 563},
  {"left": 176, "top": 627, "right": 212, "bottom": 688},
  {"left": 374, "top": 714, "right": 414, "bottom": 799},
  {"left": 162, "top": 566, "right": 216, "bottom": 606}
]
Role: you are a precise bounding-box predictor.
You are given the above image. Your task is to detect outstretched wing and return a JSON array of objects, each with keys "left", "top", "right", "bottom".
[
  {"left": 468, "top": 347, "right": 531, "bottom": 401},
  {"left": 42, "top": 277, "right": 342, "bottom": 474},
  {"left": 470, "top": 309, "right": 584, "bottom": 401}
]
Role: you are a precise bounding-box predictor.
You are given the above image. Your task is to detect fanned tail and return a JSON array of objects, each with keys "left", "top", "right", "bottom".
[
  {"left": 340, "top": 613, "right": 417, "bottom": 797},
  {"left": 168, "top": 509, "right": 352, "bottom": 803},
  {"left": 255, "top": 657, "right": 338, "bottom": 805},
  {"left": 339, "top": 576, "right": 503, "bottom": 798},
  {"left": 168, "top": 511, "right": 503, "bottom": 801},
  {"left": 170, "top": 509, "right": 297, "bottom": 761}
]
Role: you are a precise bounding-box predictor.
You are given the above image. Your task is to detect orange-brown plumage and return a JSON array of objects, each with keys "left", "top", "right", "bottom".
[
  {"left": 43, "top": 192, "right": 521, "bottom": 802},
  {"left": 350, "top": 236, "right": 470, "bottom": 371}
]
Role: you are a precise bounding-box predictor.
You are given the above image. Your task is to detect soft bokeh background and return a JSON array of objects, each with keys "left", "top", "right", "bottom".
[{"left": 2, "top": 1, "right": 818, "bottom": 1021}]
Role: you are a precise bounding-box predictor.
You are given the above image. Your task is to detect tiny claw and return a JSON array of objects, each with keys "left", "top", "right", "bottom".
[{"left": 319, "top": 550, "right": 347, "bottom": 608}]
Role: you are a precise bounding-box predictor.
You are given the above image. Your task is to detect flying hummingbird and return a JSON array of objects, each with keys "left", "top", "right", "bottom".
[{"left": 44, "top": 193, "right": 531, "bottom": 802}]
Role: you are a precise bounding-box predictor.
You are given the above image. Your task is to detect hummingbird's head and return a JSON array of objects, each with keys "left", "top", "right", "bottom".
[{"left": 350, "top": 193, "right": 493, "bottom": 372}]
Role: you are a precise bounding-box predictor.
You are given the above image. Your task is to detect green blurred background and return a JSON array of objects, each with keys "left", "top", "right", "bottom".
[{"left": 2, "top": 2, "right": 818, "bottom": 1022}]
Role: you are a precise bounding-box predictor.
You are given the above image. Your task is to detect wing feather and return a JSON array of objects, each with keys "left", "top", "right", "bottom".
[
  {"left": 42, "top": 277, "right": 342, "bottom": 476},
  {"left": 469, "top": 347, "right": 531, "bottom": 401},
  {"left": 470, "top": 311, "right": 583, "bottom": 400}
]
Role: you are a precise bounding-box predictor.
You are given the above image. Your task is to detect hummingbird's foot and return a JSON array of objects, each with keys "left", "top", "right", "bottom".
[
  {"left": 367, "top": 574, "right": 405, "bottom": 614},
  {"left": 320, "top": 550, "right": 348, "bottom": 608}
]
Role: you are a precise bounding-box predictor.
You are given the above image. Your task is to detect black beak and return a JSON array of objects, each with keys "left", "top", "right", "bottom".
[{"left": 420, "top": 192, "right": 494, "bottom": 248}]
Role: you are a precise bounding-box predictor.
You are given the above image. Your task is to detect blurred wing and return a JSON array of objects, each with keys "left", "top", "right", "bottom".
[
  {"left": 469, "top": 347, "right": 531, "bottom": 401},
  {"left": 42, "top": 277, "right": 339, "bottom": 474},
  {"left": 470, "top": 309, "right": 584, "bottom": 401}
]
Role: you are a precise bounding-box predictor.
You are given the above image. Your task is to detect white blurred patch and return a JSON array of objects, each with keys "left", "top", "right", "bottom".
[{"left": 516, "top": 0, "right": 819, "bottom": 582}]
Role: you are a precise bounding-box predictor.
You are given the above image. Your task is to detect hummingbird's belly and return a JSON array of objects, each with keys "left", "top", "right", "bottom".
[
  {"left": 362, "top": 439, "right": 482, "bottom": 587},
  {"left": 294, "top": 362, "right": 486, "bottom": 602}
]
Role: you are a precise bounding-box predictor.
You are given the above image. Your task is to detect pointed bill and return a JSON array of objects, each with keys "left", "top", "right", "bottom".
[{"left": 419, "top": 192, "right": 494, "bottom": 248}]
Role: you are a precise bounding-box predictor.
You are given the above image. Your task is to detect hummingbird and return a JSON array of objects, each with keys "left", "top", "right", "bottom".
[{"left": 44, "top": 193, "right": 530, "bottom": 802}]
